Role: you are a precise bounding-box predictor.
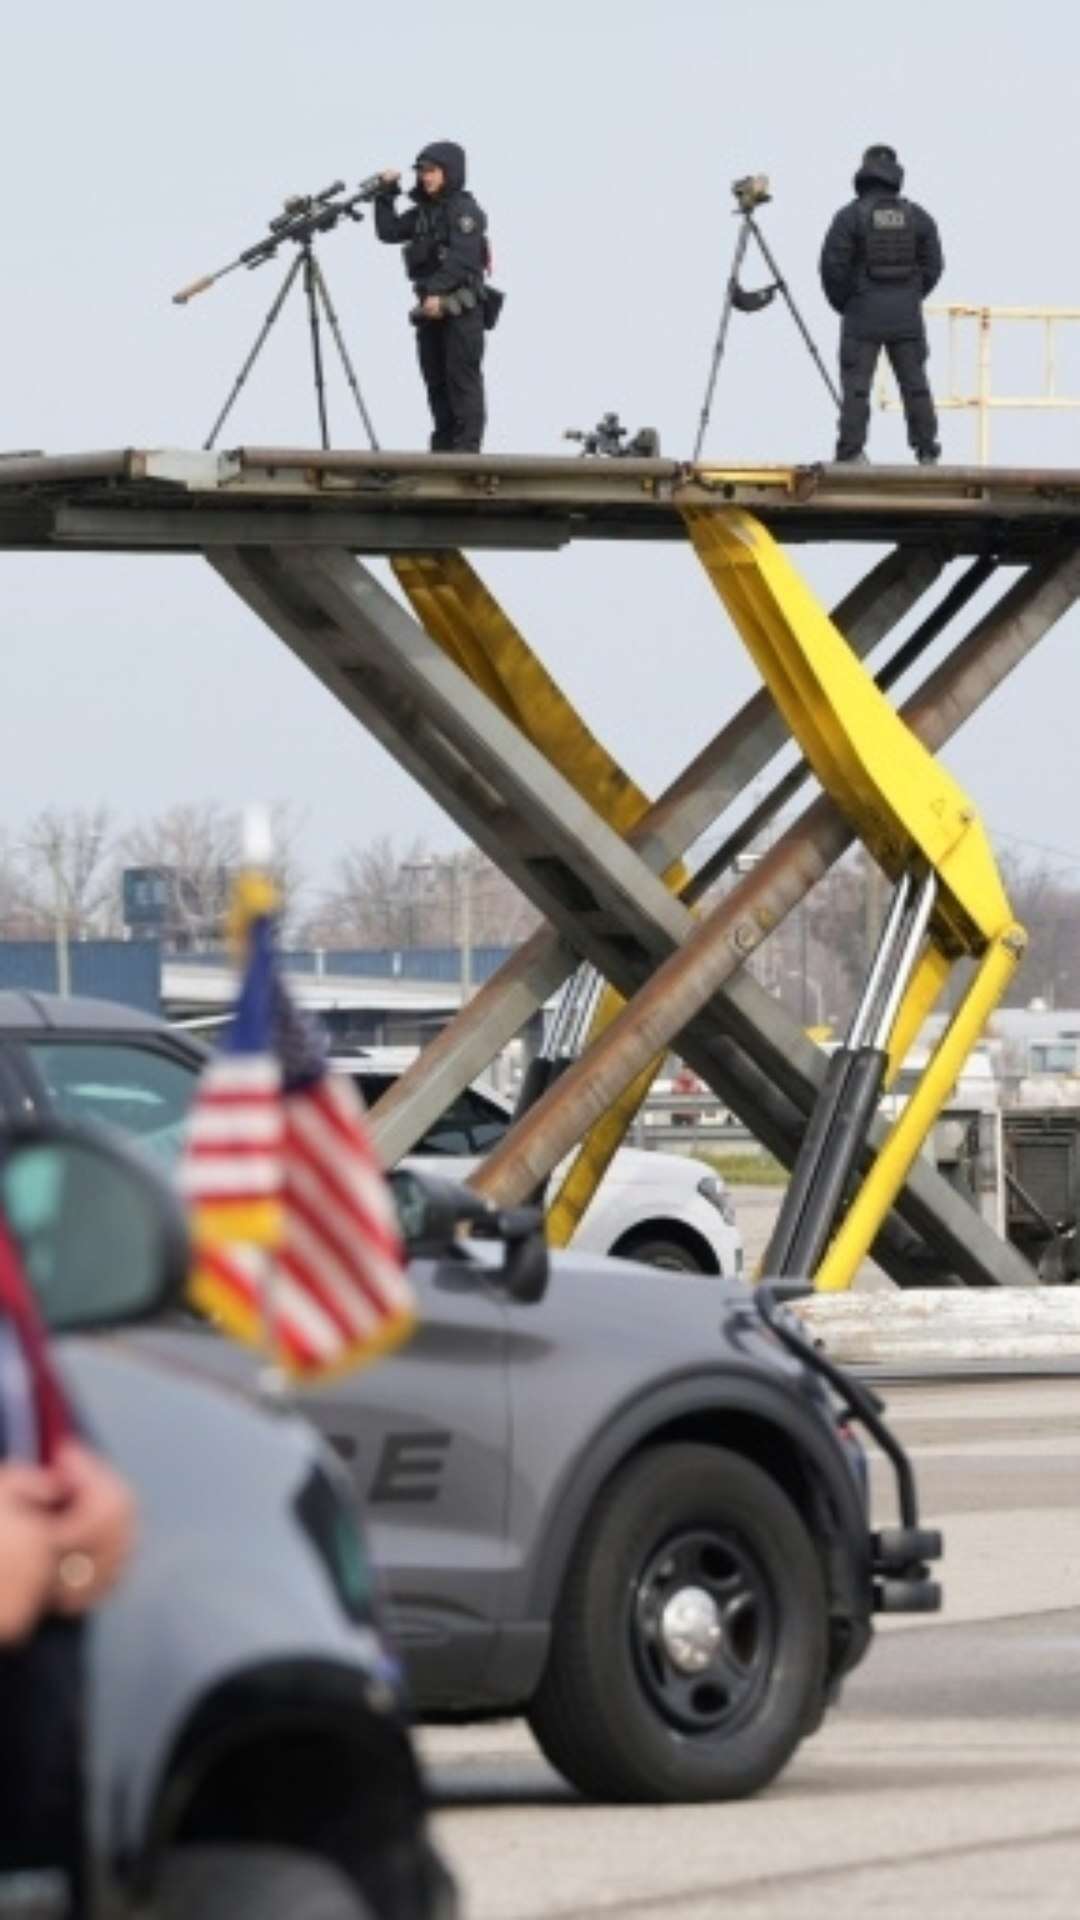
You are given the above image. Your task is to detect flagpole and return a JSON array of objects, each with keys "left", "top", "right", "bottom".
[{"left": 239, "top": 806, "right": 289, "bottom": 1400}]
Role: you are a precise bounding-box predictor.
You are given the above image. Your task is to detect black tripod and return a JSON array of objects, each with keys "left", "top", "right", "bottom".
[
  {"left": 693, "top": 174, "right": 840, "bottom": 462},
  {"left": 174, "top": 178, "right": 383, "bottom": 452}
]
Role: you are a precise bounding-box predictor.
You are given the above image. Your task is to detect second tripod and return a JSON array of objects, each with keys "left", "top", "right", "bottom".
[
  {"left": 693, "top": 174, "right": 839, "bottom": 462},
  {"left": 202, "top": 237, "right": 378, "bottom": 452}
]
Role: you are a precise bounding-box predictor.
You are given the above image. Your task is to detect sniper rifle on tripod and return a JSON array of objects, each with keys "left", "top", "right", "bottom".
[
  {"left": 172, "top": 174, "right": 383, "bottom": 451},
  {"left": 173, "top": 174, "right": 385, "bottom": 305}
]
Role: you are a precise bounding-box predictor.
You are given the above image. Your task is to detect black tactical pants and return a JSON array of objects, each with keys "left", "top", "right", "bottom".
[
  {"left": 837, "top": 331, "right": 939, "bottom": 460},
  {"left": 415, "top": 309, "right": 486, "bottom": 452}
]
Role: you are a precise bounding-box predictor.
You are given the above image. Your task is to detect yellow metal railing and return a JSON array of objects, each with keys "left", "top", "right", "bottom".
[{"left": 877, "top": 302, "right": 1080, "bottom": 463}]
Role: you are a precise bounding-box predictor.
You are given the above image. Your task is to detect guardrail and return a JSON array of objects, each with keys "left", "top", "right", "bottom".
[{"left": 631, "top": 1095, "right": 755, "bottom": 1152}]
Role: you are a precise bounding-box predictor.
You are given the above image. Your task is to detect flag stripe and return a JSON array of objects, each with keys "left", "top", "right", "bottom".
[
  {"left": 284, "top": 1188, "right": 409, "bottom": 1332},
  {"left": 188, "top": 1113, "right": 282, "bottom": 1136},
  {"left": 284, "top": 1145, "right": 405, "bottom": 1301},
  {"left": 196, "top": 1244, "right": 341, "bottom": 1367},
  {"left": 181, "top": 1154, "right": 281, "bottom": 1196},
  {"left": 287, "top": 1098, "right": 404, "bottom": 1262},
  {"left": 283, "top": 1169, "right": 390, "bottom": 1318}
]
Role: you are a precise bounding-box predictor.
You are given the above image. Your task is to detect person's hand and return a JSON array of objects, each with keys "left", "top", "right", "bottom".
[
  {"left": 46, "top": 1440, "right": 137, "bottom": 1617},
  {"left": 422, "top": 295, "right": 442, "bottom": 319},
  {"left": 0, "top": 1464, "right": 60, "bottom": 1642},
  {"left": 380, "top": 168, "right": 401, "bottom": 187}
]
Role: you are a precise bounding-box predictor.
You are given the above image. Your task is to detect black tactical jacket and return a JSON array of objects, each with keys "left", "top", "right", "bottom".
[
  {"left": 375, "top": 139, "right": 487, "bottom": 298},
  {"left": 820, "top": 152, "right": 943, "bottom": 333}
]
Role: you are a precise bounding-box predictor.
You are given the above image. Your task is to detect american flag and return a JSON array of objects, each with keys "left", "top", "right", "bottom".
[{"left": 179, "top": 887, "right": 414, "bottom": 1381}]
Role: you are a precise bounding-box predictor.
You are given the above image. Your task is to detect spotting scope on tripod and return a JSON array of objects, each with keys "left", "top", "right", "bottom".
[
  {"left": 173, "top": 176, "right": 386, "bottom": 451},
  {"left": 692, "top": 173, "right": 840, "bottom": 461}
]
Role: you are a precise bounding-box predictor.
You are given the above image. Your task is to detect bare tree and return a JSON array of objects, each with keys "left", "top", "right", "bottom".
[
  {"left": 997, "top": 850, "right": 1080, "bottom": 1008},
  {"left": 19, "top": 807, "right": 118, "bottom": 939},
  {"left": 304, "top": 836, "right": 540, "bottom": 950},
  {"left": 0, "top": 831, "right": 49, "bottom": 937},
  {"left": 455, "top": 846, "right": 540, "bottom": 947},
  {"left": 303, "top": 834, "right": 433, "bottom": 947}
]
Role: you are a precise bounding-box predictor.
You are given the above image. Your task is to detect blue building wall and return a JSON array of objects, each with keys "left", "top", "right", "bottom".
[
  {"left": 0, "top": 941, "right": 515, "bottom": 1009},
  {"left": 177, "top": 946, "right": 517, "bottom": 983},
  {"left": 0, "top": 941, "right": 161, "bottom": 1012}
]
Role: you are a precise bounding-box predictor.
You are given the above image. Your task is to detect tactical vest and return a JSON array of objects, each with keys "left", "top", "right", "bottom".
[{"left": 861, "top": 196, "right": 918, "bottom": 283}]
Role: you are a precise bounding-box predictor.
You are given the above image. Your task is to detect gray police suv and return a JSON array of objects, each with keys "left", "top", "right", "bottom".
[
  {"left": 0, "top": 992, "right": 941, "bottom": 1805},
  {"left": 0, "top": 1117, "right": 453, "bottom": 1920},
  {"left": 149, "top": 1167, "right": 938, "bottom": 1806}
]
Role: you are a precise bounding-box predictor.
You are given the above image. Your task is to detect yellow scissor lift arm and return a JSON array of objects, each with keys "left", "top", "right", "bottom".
[
  {"left": 391, "top": 550, "right": 687, "bottom": 1247},
  {"left": 392, "top": 508, "right": 1022, "bottom": 1294},
  {"left": 682, "top": 505, "right": 1025, "bottom": 1291}
]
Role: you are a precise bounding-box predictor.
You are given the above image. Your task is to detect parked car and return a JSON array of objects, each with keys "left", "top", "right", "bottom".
[
  {"left": 344, "top": 1049, "right": 742, "bottom": 1276},
  {"left": 0, "top": 1111, "right": 454, "bottom": 1920},
  {"left": 0, "top": 995, "right": 742, "bottom": 1278}
]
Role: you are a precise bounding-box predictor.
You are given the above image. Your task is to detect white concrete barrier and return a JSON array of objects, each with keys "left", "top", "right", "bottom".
[{"left": 795, "top": 1288, "right": 1080, "bottom": 1367}]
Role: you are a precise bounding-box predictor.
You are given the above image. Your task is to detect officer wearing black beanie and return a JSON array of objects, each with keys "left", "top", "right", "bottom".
[{"left": 820, "top": 145, "right": 944, "bottom": 464}]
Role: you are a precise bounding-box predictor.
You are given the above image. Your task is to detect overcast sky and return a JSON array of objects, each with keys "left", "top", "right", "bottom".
[{"left": 4, "top": 0, "right": 1080, "bottom": 904}]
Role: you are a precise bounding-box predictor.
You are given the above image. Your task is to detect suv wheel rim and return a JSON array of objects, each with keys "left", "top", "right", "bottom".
[{"left": 631, "top": 1528, "right": 774, "bottom": 1734}]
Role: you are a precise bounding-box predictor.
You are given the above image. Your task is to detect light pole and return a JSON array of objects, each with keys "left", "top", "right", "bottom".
[
  {"left": 401, "top": 852, "right": 474, "bottom": 1004},
  {"left": 49, "top": 845, "right": 71, "bottom": 999}
]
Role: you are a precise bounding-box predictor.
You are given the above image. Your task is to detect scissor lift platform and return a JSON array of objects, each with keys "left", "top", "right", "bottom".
[
  {"left": 7, "top": 448, "right": 1080, "bottom": 1288},
  {"left": 4, "top": 448, "right": 1080, "bottom": 559}
]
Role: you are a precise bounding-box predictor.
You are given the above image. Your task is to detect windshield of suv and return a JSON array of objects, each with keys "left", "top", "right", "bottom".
[
  {"left": 26, "top": 1041, "right": 197, "bottom": 1169},
  {"left": 353, "top": 1072, "right": 509, "bottom": 1156}
]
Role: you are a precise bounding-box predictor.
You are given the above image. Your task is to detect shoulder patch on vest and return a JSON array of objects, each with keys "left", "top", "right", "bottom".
[{"left": 458, "top": 213, "right": 476, "bottom": 233}]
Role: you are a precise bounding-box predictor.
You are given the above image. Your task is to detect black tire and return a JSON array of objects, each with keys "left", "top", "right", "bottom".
[
  {"left": 155, "top": 1846, "right": 373, "bottom": 1920},
  {"left": 614, "top": 1235, "right": 710, "bottom": 1274},
  {"left": 528, "top": 1443, "right": 827, "bottom": 1802}
]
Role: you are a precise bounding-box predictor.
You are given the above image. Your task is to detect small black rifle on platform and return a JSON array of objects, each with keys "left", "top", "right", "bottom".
[
  {"left": 173, "top": 177, "right": 385, "bottom": 451},
  {"left": 564, "top": 412, "right": 661, "bottom": 457},
  {"left": 693, "top": 173, "right": 839, "bottom": 462}
]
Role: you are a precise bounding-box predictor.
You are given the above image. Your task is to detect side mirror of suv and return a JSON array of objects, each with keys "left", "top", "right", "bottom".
[
  {"left": 485, "top": 1205, "right": 550, "bottom": 1305},
  {"left": 0, "top": 1121, "right": 190, "bottom": 1333},
  {"left": 390, "top": 1168, "right": 550, "bottom": 1305}
]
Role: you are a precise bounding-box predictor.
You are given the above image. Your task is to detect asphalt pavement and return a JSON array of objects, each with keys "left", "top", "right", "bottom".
[{"left": 421, "top": 1371, "right": 1080, "bottom": 1919}]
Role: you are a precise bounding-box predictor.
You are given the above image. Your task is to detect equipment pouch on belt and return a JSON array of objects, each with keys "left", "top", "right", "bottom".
[{"left": 481, "top": 284, "right": 505, "bottom": 330}]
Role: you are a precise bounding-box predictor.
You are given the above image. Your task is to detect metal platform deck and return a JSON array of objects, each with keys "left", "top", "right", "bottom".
[
  {"left": 4, "top": 448, "right": 1080, "bottom": 558},
  {"left": 7, "top": 443, "right": 1079, "bottom": 1289}
]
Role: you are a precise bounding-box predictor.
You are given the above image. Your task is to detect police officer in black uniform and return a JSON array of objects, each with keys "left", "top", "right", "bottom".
[
  {"left": 820, "top": 144, "right": 944, "bottom": 464},
  {"left": 375, "top": 141, "right": 488, "bottom": 452}
]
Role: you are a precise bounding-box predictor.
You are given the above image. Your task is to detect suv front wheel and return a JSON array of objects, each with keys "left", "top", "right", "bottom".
[{"left": 528, "top": 1443, "right": 827, "bottom": 1802}]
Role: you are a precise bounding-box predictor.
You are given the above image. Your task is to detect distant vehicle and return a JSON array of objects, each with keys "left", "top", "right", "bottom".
[
  {"left": 0, "top": 996, "right": 743, "bottom": 1279},
  {"left": 1, "top": 1110, "right": 454, "bottom": 1920},
  {"left": 343, "top": 1051, "right": 742, "bottom": 1278}
]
